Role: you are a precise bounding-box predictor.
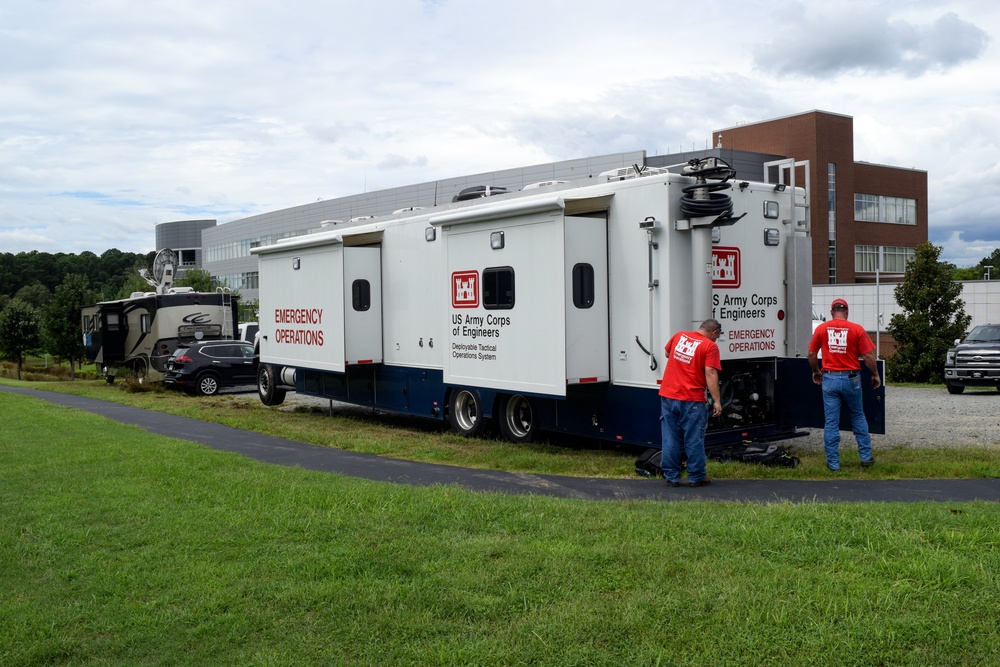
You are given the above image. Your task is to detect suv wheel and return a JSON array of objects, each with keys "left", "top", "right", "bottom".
[{"left": 197, "top": 372, "right": 221, "bottom": 396}]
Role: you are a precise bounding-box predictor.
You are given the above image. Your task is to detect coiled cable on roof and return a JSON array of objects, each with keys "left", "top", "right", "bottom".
[{"left": 679, "top": 157, "right": 736, "bottom": 219}]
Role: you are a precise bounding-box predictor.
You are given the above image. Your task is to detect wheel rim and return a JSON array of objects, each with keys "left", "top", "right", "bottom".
[
  {"left": 453, "top": 390, "right": 479, "bottom": 432},
  {"left": 200, "top": 376, "right": 218, "bottom": 394},
  {"left": 504, "top": 395, "right": 533, "bottom": 439},
  {"left": 259, "top": 367, "right": 271, "bottom": 394}
]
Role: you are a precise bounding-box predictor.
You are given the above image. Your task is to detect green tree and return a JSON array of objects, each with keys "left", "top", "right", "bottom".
[
  {"left": 0, "top": 299, "right": 43, "bottom": 380},
  {"left": 14, "top": 281, "right": 53, "bottom": 308},
  {"left": 951, "top": 265, "right": 981, "bottom": 281},
  {"left": 173, "top": 268, "right": 217, "bottom": 292},
  {"left": 113, "top": 261, "right": 154, "bottom": 299},
  {"left": 43, "top": 274, "right": 96, "bottom": 379},
  {"left": 887, "top": 242, "right": 971, "bottom": 383}
]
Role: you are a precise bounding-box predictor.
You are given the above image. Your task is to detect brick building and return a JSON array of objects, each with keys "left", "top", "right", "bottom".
[{"left": 714, "top": 110, "right": 927, "bottom": 285}]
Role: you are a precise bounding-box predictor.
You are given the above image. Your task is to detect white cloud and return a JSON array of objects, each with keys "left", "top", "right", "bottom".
[{"left": 0, "top": 0, "right": 998, "bottom": 269}]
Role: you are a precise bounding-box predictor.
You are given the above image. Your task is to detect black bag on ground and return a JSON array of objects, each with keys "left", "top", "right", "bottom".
[
  {"left": 634, "top": 448, "right": 663, "bottom": 477},
  {"left": 635, "top": 442, "right": 799, "bottom": 476},
  {"left": 704, "top": 441, "right": 800, "bottom": 468}
]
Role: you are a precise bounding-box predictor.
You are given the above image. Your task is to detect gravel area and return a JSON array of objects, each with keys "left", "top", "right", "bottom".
[
  {"left": 234, "top": 385, "right": 1000, "bottom": 452},
  {"left": 791, "top": 384, "right": 1000, "bottom": 452}
]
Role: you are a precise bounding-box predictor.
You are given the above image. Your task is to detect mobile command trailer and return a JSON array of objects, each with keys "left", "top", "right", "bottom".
[
  {"left": 252, "top": 159, "right": 885, "bottom": 447},
  {"left": 81, "top": 249, "right": 240, "bottom": 383}
]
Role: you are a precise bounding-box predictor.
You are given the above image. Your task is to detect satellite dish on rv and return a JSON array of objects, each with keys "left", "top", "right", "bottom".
[{"left": 151, "top": 248, "right": 177, "bottom": 294}]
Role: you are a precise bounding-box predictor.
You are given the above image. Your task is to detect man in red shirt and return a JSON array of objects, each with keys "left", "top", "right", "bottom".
[
  {"left": 659, "top": 319, "right": 723, "bottom": 487},
  {"left": 808, "top": 298, "right": 881, "bottom": 471}
]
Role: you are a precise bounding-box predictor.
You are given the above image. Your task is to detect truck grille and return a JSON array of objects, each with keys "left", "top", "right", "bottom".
[{"left": 955, "top": 351, "right": 1000, "bottom": 368}]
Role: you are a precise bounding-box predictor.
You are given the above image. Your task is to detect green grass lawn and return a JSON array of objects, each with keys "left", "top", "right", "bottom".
[
  {"left": 2, "top": 376, "right": 998, "bottom": 480},
  {"left": 2, "top": 391, "right": 999, "bottom": 666}
]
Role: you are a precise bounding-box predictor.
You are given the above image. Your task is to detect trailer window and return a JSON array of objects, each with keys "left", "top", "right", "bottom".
[
  {"left": 352, "top": 279, "right": 371, "bottom": 312},
  {"left": 482, "top": 267, "right": 515, "bottom": 310},
  {"left": 140, "top": 313, "right": 151, "bottom": 334},
  {"left": 572, "top": 263, "right": 595, "bottom": 309},
  {"left": 106, "top": 312, "right": 120, "bottom": 331}
]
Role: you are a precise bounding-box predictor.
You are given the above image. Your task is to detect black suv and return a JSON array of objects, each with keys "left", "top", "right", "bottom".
[
  {"left": 943, "top": 324, "right": 1000, "bottom": 394},
  {"left": 164, "top": 340, "right": 256, "bottom": 396}
]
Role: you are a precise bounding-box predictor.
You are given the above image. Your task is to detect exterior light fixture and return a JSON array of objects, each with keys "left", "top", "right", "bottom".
[
  {"left": 638, "top": 217, "right": 658, "bottom": 229},
  {"left": 490, "top": 231, "right": 505, "bottom": 249},
  {"left": 738, "top": 181, "right": 749, "bottom": 190},
  {"left": 764, "top": 228, "right": 780, "bottom": 246},
  {"left": 292, "top": 257, "right": 301, "bottom": 270},
  {"left": 773, "top": 183, "right": 786, "bottom": 192},
  {"left": 763, "top": 201, "right": 780, "bottom": 219},
  {"left": 425, "top": 227, "right": 436, "bottom": 242}
]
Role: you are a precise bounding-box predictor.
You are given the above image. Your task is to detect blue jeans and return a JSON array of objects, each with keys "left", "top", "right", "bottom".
[
  {"left": 660, "top": 397, "right": 708, "bottom": 483},
  {"left": 821, "top": 372, "right": 872, "bottom": 469}
]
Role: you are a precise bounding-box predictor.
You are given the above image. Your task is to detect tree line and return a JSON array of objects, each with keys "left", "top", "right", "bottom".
[
  {"left": 0, "top": 249, "right": 251, "bottom": 380},
  {"left": 0, "top": 249, "right": 157, "bottom": 308}
]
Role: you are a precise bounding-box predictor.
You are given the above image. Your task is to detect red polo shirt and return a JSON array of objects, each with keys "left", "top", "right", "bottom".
[
  {"left": 809, "top": 318, "right": 875, "bottom": 371},
  {"left": 659, "top": 331, "right": 721, "bottom": 402}
]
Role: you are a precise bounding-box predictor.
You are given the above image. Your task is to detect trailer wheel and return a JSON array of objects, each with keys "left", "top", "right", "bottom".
[
  {"left": 499, "top": 394, "right": 540, "bottom": 444},
  {"left": 448, "top": 388, "right": 486, "bottom": 437},
  {"left": 946, "top": 382, "right": 965, "bottom": 395},
  {"left": 196, "top": 372, "right": 221, "bottom": 396},
  {"left": 258, "top": 364, "right": 287, "bottom": 406}
]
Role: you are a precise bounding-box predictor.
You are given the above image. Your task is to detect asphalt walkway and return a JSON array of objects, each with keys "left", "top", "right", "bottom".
[{"left": 3, "top": 385, "right": 998, "bottom": 503}]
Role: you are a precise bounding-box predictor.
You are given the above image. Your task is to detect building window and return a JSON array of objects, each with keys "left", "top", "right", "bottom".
[
  {"left": 855, "top": 194, "right": 917, "bottom": 224},
  {"left": 828, "top": 240, "right": 837, "bottom": 284},
  {"left": 828, "top": 164, "right": 837, "bottom": 284},
  {"left": 482, "top": 266, "right": 515, "bottom": 310},
  {"left": 181, "top": 250, "right": 196, "bottom": 266},
  {"left": 827, "top": 163, "right": 836, "bottom": 214},
  {"left": 855, "top": 245, "right": 915, "bottom": 273}
]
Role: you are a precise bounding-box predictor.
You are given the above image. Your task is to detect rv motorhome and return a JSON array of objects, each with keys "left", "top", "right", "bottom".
[
  {"left": 251, "top": 158, "right": 884, "bottom": 448},
  {"left": 81, "top": 249, "right": 239, "bottom": 383}
]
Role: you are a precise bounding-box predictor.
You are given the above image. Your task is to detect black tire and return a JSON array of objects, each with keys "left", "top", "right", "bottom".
[
  {"left": 946, "top": 382, "right": 965, "bottom": 395},
  {"left": 102, "top": 365, "right": 114, "bottom": 384},
  {"left": 448, "top": 388, "right": 486, "bottom": 437},
  {"left": 258, "top": 364, "right": 287, "bottom": 406},
  {"left": 196, "top": 372, "right": 221, "bottom": 396},
  {"left": 498, "top": 394, "right": 540, "bottom": 444}
]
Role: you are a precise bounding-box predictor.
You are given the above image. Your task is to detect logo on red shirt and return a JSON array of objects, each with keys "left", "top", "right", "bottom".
[
  {"left": 828, "top": 327, "right": 848, "bottom": 354},
  {"left": 673, "top": 334, "right": 702, "bottom": 364}
]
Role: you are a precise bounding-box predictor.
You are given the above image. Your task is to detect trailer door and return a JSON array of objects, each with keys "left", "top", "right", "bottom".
[
  {"left": 565, "top": 214, "right": 609, "bottom": 384},
  {"left": 343, "top": 247, "right": 383, "bottom": 365},
  {"left": 100, "top": 305, "right": 127, "bottom": 365},
  {"left": 775, "top": 357, "right": 886, "bottom": 434}
]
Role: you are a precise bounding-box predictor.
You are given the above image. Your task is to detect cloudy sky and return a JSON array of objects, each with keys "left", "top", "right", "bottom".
[{"left": 2, "top": 0, "right": 997, "bottom": 266}]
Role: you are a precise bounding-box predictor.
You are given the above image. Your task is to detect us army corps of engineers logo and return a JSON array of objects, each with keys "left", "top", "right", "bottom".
[{"left": 673, "top": 334, "right": 702, "bottom": 364}]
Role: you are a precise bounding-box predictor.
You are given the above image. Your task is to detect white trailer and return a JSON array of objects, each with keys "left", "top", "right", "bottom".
[
  {"left": 81, "top": 249, "right": 239, "bottom": 383},
  {"left": 252, "top": 159, "right": 884, "bottom": 447}
]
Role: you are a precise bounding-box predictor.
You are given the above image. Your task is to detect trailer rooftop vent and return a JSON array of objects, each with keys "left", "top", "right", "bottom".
[
  {"left": 598, "top": 165, "right": 671, "bottom": 182},
  {"left": 452, "top": 185, "right": 509, "bottom": 202},
  {"left": 522, "top": 180, "right": 569, "bottom": 190}
]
